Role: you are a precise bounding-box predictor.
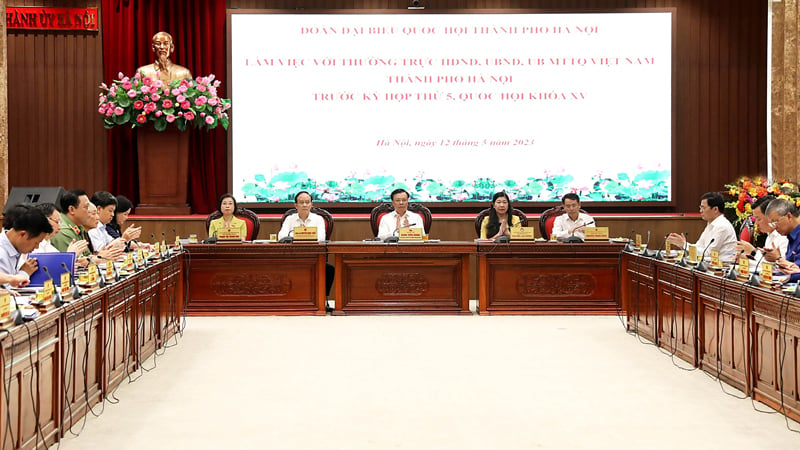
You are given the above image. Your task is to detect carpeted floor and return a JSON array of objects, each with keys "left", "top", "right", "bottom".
[{"left": 56, "top": 315, "right": 800, "bottom": 449}]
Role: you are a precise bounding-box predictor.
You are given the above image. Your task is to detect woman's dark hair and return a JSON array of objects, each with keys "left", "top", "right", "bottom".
[
  {"left": 217, "top": 193, "right": 238, "bottom": 214},
  {"left": 485, "top": 191, "right": 513, "bottom": 237},
  {"left": 108, "top": 195, "right": 133, "bottom": 235}
]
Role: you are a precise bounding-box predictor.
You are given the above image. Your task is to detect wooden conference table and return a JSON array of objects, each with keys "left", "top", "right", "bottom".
[
  {"left": 622, "top": 251, "right": 800, "bottom": 422},
  {"left": 0, "top": 252, "right": 183, "bottom": 450},
  {"left": 183, "top": 240, "right": 626, "bottom": 315}
]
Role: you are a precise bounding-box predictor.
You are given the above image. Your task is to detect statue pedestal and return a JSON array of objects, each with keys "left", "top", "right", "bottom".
[{"left": 136, "top": 126, "right": 191, "bottom": 215}]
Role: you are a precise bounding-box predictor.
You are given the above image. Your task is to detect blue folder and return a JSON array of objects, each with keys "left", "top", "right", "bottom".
[{"left": 27, "top": 252, "right": 75, "bottom": 287}]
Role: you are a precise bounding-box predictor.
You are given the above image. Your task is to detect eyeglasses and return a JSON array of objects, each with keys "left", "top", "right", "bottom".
[
  {"left": 48, "top": 217, "right": 62, "bottom": 226},
  {"left": 768, "top": 215, "right": 787, "bottom": 229}
]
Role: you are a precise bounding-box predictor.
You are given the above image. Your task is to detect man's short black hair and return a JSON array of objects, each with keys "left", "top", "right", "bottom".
[
  {"left": 60, "top": 189, "right": 87, "bottom": 213},
  {"left": 562, "top": 193, "right": 580, "bottom": 204},
  {"left": 6, "top": 204, "right": 52, "bottom": 238},
  {"left": 294, "top": 191, "right": 312, "bottom": 203},
  {"left": 91, "top": 191, "right": 117, "bottom": 209},
  {"left": 390, "top": 188, "right": 410, "bottom": 201},
  {"left": 700, "top": 191, "right": 726, "bottom": 214},
  {"left": 752, "top": 195, "right": 775, "bottom": 214},
  {"left": 35, "top": 202, "right": 57, "bottom": 219}
]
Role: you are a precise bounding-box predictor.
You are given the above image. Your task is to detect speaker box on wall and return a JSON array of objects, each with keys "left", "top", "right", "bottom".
[{"left": 2, "top": 186, "right": 66, "bottom": 215}]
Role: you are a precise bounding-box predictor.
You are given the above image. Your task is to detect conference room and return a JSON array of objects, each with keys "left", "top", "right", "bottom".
[{"left": 1, "top": 0, "right": 799, "bottom": 448}]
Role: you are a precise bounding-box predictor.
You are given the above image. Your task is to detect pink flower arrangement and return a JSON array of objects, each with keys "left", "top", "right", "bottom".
[{"left": 98, "top": 72, "right": 231, "bottom": 132}]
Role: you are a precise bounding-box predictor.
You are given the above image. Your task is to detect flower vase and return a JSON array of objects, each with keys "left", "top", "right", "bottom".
[{"left": 136, "top": 126, "right": 191, "bottom": 215}]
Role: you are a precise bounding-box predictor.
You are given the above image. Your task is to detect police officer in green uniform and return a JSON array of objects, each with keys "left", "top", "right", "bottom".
[{"left": 51, "top": 189, "right": 92, "bottom": 258}]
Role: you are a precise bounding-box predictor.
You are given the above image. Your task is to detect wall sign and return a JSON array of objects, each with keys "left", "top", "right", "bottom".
[{"left": 7, "top": 7, "right": 99, "bottom": 31}]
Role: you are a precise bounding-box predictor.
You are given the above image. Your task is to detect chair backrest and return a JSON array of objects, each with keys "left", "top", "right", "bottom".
[
  {"left": 370, "top": 203, "right": 432, "bottom": 237},
  {"left": 280, "top": 207, "right": 334, "bottom": 239},
  {"left": 474, "top": 208, "right": 529, "bottom": 237},
  {"left": 739, "top": 216, "right": 754, "bottom": 244},
  {"left": 539, "top": 206, "right": 564, "bottom": 240},
  {"left": 205, "top": 208, "right": 260, "bottom": 240},
  {"left": 538, "top": 206, "right": 588, "bottom": 240}
]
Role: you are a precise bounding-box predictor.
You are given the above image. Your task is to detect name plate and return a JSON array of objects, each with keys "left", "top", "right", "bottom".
[
  {"left": 665, "top": 241, "right": 672, "bottom": 252},
  {"left": 105, "top": 260, "right": 115, "bottom": 280},
  {"left": 293, "top": 226, "right": 318, "bottom": 241},
  {"left": 88, "top": 263, "right": 98, "bottom": 283},
  {"left": 710, "top": 250, "right": 721, "bottom": 268},
  {"left": 398, "top": 227, "right": 424, "bottom": 241},
  {"left": 60, "top": 272, "right": 70, "bottom": 296},
  {"left": 0, "top": 292, "right": 9, "bottom": 322},
  {"left": 217, "top": 227, "right": 242, "bottom": 241},
  {"left": 510, "top": 227, "right": 535, "bottom": 241},
  {"left": 584, "top": 226, "right": 608, "bottom": 240},
  {"left": 761, "top": 262, "right": 774, "bottom": 284},
  {"left": 688, "top": 245, "right": 698, "bottom": 262},
  {"left": 738, "top": 257, "right": 750, "bottom": 279},
  {"left": 188, "top": 234, "right": 198, "bottom": 244},
  {"left": 43, "top": 280, "right": 54, "bottom": 302},
  {"left": 635, "top": 234, "right": 642, "bottom": 248}
]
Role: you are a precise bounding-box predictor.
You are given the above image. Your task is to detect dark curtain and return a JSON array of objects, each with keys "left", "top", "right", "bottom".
[{"left": 101, "top": 0, "right": 227, "bottom": 213}]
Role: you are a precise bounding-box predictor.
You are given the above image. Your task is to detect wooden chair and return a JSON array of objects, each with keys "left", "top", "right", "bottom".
[
  {"left": 473, "top": 208, "right": 529, "bottom": 237},
  {"left": 279, "top": 206, "right": 334, "bottom": 239},
  {"left": 738, "top": 216, "right": 754, "bottom": 244},
  {"left": 538, "top": 205, "right": 588, "bottom": 240},
  {"left": 205, "top": 208, "right": 260, "bottom": 240},
  {"left": 370, "top": 203, "right": 432, "bottom": 237}
]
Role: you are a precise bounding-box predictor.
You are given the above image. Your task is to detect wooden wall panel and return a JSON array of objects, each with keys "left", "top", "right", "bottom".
[{"left": 6, "top": 0, "right": 106, "bottom": 196}]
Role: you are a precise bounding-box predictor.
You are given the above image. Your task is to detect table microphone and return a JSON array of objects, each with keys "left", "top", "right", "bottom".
[
  {"left": 694, "top": 238, "right": 715, "bottom": 272},
  {"left": 624, "top": 229, "right": 636, "bottom": 252},
  {"left": 748, "top": 251, "right": 767, "bottom": 286},
  {"left": 725, "top": 250, "right": 745, "bottom": 280},
  {"left": 279, "top": 229, "right": 294, "bottom": 244},
  {"left": 654, "top": 234, "right": 669, "bottom": 261},
  {"left": 566, "top": 221, "right": 594, "bottom": 244},
  {"left": 384, "top": 223, "right": 417, "bottom": 243},
  {"left": 161, "top": 231, "right": 169, "bottom": 257},
  {"left": 60, "top": 262, "right": 82, "bottom": 299},
  {"left": 40, "top": 266, "right": 63, "bottom": 307},
  {"left": 641, "top": 231, "right": 657, "bottom": 257},
  {"left": 8, "top": 290, "right": 24, "bottom": 325}
]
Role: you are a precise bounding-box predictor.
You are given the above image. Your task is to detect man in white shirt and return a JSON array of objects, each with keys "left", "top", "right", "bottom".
[
  {"left": 550, "top": 193, "right": 594, "bottom": 242},
  {"left": 736, "top": 195, "right": 788, "bottom": 265},
  {"left": 279, "top": 191, "right": 334, "bottom": 310},
  {"left": 278, "top": 191, "right": 327, "bottom": 241},
  {"left": 377, "top": 188, "right": 425, "bottom": 240},
  {"left": 88, "top": 191, "right": 125, "bottom": 251},
  {"left": 667, "top": 191, "right": 738, "bottom": 262},
  {"left": 0, "top": 205, "right": 52, "bottom": 282}
]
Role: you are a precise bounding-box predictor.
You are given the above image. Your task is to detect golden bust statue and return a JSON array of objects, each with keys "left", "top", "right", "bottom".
[{"left": 137, "top": 31, "right": 192, "bottom": 84}]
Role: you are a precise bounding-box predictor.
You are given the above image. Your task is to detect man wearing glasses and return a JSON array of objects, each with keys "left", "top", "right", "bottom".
[
  {"left": 666, "top": 191, "right": 737, "bottom": 262},
  {"left": 764, "top": 198, "right": 800, "bottom": 281}
]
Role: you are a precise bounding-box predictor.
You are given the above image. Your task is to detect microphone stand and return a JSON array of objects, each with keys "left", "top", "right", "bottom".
[
  {"left": 726, "top": 250, "right": 744, "bottom": 281},
  {"left": 384, "top": 222, "right": 418, "bottom": 244},
  {"left": 641, "top": 231, "right": 656, "bottom": 258},
  {"left": 654, "top": 234, "right": 669, "bottom": 261},
  {"left": 8, "top": 290, "right": 24, "bottom": 325},
  {"left": 279, "top": 229, "right": 294, "bottom": 244},
  {"left": 748, "top": 251, "right": 767, "bottom": 286},
  {"left": 60, "top": 262, "right": 82, "bottom": 300},
  {"left": 565, "top": 221, "right": 594, "bottom": 244},
  {"left": 623, "top": 229, "right": 637, "bottom": 253},
  {"left": 694, "top": 238, "right": 716, "bottom": 272}
]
